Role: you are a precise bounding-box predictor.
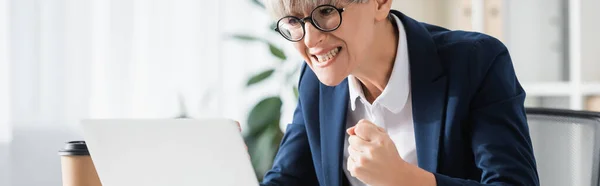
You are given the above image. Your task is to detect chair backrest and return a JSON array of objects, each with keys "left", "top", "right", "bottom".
[{"left": 526, "top": 108, "right": 600, "bottom": 186}]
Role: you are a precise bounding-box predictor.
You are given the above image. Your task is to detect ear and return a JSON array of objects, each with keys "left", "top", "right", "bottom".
[{"left": 374, "top": 0, "right": 393, "bottom": 21}]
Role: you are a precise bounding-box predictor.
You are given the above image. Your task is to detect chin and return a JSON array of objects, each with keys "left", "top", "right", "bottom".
[{"left": 307, "top": 55, "right": 351, "bottom": 87}]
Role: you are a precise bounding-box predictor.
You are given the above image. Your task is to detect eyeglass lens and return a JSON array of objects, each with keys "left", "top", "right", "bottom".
[{"left": 277, "top": 5, "right": 342, "bottom": 41}]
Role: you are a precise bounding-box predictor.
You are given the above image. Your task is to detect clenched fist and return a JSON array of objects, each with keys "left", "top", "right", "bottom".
[{"left": 346, "top": 119, "right": 435, "bottom": 186}]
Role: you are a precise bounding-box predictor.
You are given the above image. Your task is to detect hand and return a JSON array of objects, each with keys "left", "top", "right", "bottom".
[
  {"left": 345, "top": 119, "right": 408, "bottom": 186},
  {"left": 346, "top": 119, "right": 436, "bottom": 186}
]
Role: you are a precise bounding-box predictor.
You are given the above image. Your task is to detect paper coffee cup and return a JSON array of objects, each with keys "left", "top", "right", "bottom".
[{"left": 58, "top": 141, "right": 102, "bottom": 186}]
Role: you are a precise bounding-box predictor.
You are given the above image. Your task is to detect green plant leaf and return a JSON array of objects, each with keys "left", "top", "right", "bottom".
[
  {"left": 270, "top": 22, "right": 278, "bottom": 32},
  {"left": 246, "top": 97, "right": 282, "bottom": 137},
  {"left": 293, "top": 86, "right": 299, "bottom": 100},
  {"left": 247, "top": 69, "right": 275, "bottom": 87},
  {"left": 232, "top": 34, "right": 286, "bottom": 61},
  {"left": 251, "top": 0, "right": 265, "bottom": 9},
  {"left": 268, "top": 44, "right": 287, "bottom": 61},
  {"left": 247, "top": 122, "right": 282, "bottom": 180},
  {"left": 231, "top": 34, "right": 263, "bottom": 42}
]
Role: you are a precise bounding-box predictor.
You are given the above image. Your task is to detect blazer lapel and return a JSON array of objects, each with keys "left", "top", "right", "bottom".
[
  {"left": 412, "top": 76, "right": 447, "bottom": 173},
  {"left": 393, "top": 10, "right": 448, "bottom": 173},
  {"left": 320, "top": 80, "right": 350, "bottom": 186}
]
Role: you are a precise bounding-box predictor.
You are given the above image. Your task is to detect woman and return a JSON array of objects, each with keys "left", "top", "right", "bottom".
[{"left": 260, "top": 0, "right": 540, "bottom": 185}]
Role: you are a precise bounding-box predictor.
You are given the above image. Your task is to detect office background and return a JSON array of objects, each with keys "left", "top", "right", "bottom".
[{"left": 0, "top": 0, "right": 599, "bottom": 185}]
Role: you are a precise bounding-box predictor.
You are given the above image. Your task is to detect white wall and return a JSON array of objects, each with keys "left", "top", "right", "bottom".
[
  {"left": 506, "top": 0, "right": 567, "bottom": 83},
  {"left": 391, "top": 0, "right": 446, "bottom": 26},
  {"left": 393, "top": 0, "right": 569, "bottom": 84},
  {"left": 8, "top": 0, "right": 71, "bottom": 185},
  {"left": 0, "top": 0, "right": 11, "bottom": 184},
  {"left": 0, "top": 0, "right": 9, "bottom": 142},
  {"left": 392, "top": 0, "right": 471, "bottom": 31},
  {"left": 0, "top": 144, "right": 8, "bottom": 186},
  {"left": 3, "top": 0, "right": 281, "bottom": 185},
  {"left": 581, "top": 0, "right": 600, "bottom": 82}
]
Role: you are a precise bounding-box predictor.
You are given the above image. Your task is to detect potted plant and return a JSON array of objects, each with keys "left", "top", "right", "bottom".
[{"left": 231, "top": 0, "right": 301, "bottom": 181}]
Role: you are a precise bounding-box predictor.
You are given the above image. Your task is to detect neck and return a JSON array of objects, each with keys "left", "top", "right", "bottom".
[{"left": 353, "top": 16, "right": 399, "bottom": 103}]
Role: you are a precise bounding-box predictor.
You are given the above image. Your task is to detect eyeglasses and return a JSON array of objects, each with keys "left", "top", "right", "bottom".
[{"left": 275, "top": 4, "right": 345, "bottom": 42}]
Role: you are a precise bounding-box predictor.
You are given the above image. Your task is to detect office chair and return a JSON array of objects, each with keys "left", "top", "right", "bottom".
[{"left": 526, "top": 108, "right": 600, "bottom": 186}]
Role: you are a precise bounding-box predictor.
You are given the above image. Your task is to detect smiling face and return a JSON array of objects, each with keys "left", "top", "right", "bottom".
[{"left": 268, "top": 0, "right": 380, "bottom": 86}]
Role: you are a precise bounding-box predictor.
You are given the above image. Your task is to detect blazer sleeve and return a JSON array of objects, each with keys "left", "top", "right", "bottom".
[
  {"left": 261, "top": 64, "right": 320, "bottom": 186},
  {"left": 434, "top": 38, "right": 540, "bottom": 186}
]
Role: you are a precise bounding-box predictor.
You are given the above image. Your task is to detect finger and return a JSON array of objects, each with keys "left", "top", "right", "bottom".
[
  {"left": 346, "top": 126, "right": 356, "bottom": 135},
  {"left": 354, "top": 119, "right": 382, "bottom": 141},
  {"left": 348, "top": 135, "right": 370, "bottom": 152},
  {"left": 347, "top": 146, "right": 367, "bottom": 179},
  {"left": 346, "top": 155, "right": 357, "bottom": 177},
  {"left": 347, "top": 144, "right": 363, "bottom": 161},
  {"left": 235, "top": 121, "right": 241, "bottom": 132}
]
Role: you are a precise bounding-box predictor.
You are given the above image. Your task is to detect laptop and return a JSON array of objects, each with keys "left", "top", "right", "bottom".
[{"left": 81, "top": 119, "right": 259, "bottom": 186}]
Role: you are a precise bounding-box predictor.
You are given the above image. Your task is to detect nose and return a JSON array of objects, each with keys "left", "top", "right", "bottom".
[{"left": 303, "top": 22, "right": 325, "bottom": 48}]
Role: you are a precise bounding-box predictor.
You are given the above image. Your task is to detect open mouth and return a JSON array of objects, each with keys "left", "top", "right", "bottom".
[{"left": 312, "top": 46, "right": 342, "bottom": 65}]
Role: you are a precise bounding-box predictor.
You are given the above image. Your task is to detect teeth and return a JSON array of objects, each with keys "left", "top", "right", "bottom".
[{"left": 316, "top": 47, "right": 340, "bottom": 63}]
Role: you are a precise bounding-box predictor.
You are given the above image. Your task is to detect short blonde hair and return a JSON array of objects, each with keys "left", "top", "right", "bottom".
[{"left": 265, "top": 0, "right": 368, "bottom": 19}]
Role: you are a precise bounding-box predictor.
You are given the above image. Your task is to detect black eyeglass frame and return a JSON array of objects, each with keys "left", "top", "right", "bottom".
[{"left": 274, "top": 4, "right": 345, "bottom": 42}]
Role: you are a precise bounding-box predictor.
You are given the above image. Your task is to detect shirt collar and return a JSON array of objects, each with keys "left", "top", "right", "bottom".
[{"left": 348, "top": 13, "right": 410, "bottom": 113}]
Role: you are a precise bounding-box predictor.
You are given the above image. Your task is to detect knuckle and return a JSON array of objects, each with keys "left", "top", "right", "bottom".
[
  {"left": 353, "top": 136, "right": 362, "bottom": 144},
  {"left": 364, "top": 147, "right": 374, "bottom": 157},
  {"left": 354, "top": 126, "right": 364, "bottom": 136},
  {"left": 374, "top": 138, "right": 384, "bottom": 147},
  {"left": 356, "top": 120, "right": 369, "bottom": 128},
  {"left": 360, "top": 119, "right": 373, "bottom": 125},
  {"left": 355, "top": 122, "right": 365, "bottom": 129},
  {"left": 356, "top": 156, "right": 368, "bottom": 166},
  {"left": 349, "top": 168, "right": 357, "bottom": 176},
  {"left": 353, "top": 164, "right": 365, "bottom": 176},
  {"left": 348, "top": 135, "right": 356, "bottom": 142},
  {"left": 348, "top": 138, "right": 356, "bottom": 146},
  {"left": 354, "top": 158, "right": 362, "bottom": 166}
]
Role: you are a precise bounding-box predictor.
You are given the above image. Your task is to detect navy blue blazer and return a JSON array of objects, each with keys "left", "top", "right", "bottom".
[{"left": 261, "top": 10, "right": 539, "bottom": 186}]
